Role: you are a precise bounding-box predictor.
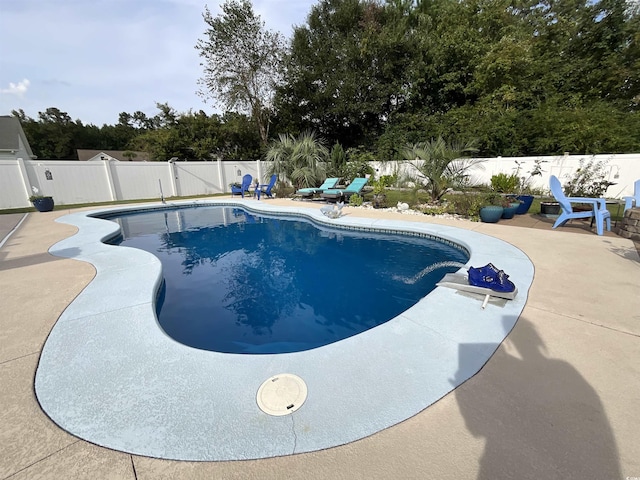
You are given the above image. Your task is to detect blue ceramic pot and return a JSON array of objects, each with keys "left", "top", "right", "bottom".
[
  {"left": 515, "top": 195, "right": 534, "bottom": 214},
  {"left": 479, "top": 206, "right": 504, "bottom": 223},
  {"left": 502, "top": 204, "right": 519, "bottom": 219},
  {"left": 32, "top": 197, "right": 54, "bottom": 212}
]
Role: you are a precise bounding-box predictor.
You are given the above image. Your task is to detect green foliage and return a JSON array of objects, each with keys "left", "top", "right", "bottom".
[
  {"left": 481, "top": 192, "right": 511, "bottom": 208},
  {"left": 404, "top": 136, "right": 481, "bottom": 203},
  {"left": 348, "top": 193, "right": 363, "bottom": 206},
  {"left": 328, "top": 142, "right": 347, "bottom": 177},
  {"left": 342, "top": 159, "right": 374, "bottom": 184},
  {"left": 490, "top": 173, "right": 520, "bottom": 193},
  {"left": 272, "top": 181, "right": 294, "bottom": 199},
  {"left": 563, "top": 159, "right": 615, "bottom": 197},
  {"left": 420, "top": 204, "right": 449, "bottom": 216},
  {"left": 275, "top": 0, "right": 640, "bottom": 156},
  {"left": 276, "top": 0, "right": 421, "bottom": 149},
  {"left": 196, "top": 0, "right": 285, "bottom": 145},
  {"left": 443, "top": 194, "right": 485, "bottom": 220},
  {"left": 265, "top": 130, "right": 328, "bottom": 189}
]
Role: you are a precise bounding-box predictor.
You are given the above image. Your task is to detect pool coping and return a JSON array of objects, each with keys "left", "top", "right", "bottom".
[{"left": 34, "top": 199, "right": 534, "bottom": 461}]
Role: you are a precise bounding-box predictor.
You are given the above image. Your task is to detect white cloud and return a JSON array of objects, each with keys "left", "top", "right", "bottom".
[
  {"left": 0, "top": 0, "right": 316, "bottom": 125},
  {"left": 0, "top": 79, "right": 30, "bottom": 97}
]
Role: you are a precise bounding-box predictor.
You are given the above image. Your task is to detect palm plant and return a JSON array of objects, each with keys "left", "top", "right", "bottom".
[
  {"left": 266, "top": 131, "right": 328, "bottom": 189},
  {"left": 403, "top": 137, "right": 482, "bottom": 203}
]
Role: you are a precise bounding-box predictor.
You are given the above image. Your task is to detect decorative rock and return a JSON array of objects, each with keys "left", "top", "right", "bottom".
[{"left": 618, "top": 207, "right": 640, "bottom": 241}]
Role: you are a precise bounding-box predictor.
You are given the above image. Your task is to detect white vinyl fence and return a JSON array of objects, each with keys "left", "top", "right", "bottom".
[
  {"left": 0, "top": 158, "right": 266, "bottom": 209},
  {"left": 1, "top": 153, "right": 639, "bottom": 210},
  {"left": 373, "top": 153, "right": 640, "bottom": 199}
]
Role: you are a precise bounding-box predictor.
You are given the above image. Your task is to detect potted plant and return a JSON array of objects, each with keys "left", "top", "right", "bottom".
[
  {"left": 479, "top": 193, "right": 508, "bottom": 223},
  {"left": 489, "top": 172, "right": 523, "bottom": 219},
  {"left": 513, "top": 159, "right": 546, "bottom": 214},
  {"left": 29, "top": 186, "right": 54, "bottom": 212},
  {"left": 29, "top": 195, "right": 54, "bottom": 212}
]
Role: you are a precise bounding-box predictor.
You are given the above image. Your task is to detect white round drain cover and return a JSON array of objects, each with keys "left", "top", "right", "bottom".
[{"left": 256, "top": 373, "right": 307, "bottom": 416}]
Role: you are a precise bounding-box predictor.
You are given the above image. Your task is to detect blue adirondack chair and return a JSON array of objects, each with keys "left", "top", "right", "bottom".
[
  {"left": 549, "top": 175, "right": 611, "bottom": 235},
  {"left": 231, "top": 174, "right": 252, "bottom": 198},
  {"left": 254, "top": 174, "right": 277, "bottom": 199},
  {"left": 623, "top": 179, "right": 640, "bottom": 214}
]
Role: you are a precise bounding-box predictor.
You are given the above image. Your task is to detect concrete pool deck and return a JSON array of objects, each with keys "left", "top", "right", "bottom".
[{"left": 1, "top": 200, "right": 639, "bottom": 479}]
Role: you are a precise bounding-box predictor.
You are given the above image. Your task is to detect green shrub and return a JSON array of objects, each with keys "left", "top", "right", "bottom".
[
  {"left": 349, "top": 193, "right": 364, "bottom": 206},
  {"left": 378, "top": 174, "right": 396, "bottom": 187},
  {"left": 272, "top": 181, "right": 294, "bottom": 199},
  {"left": 490, "top": 173, "right": 520, "bottom": 193},
  {"left": 445, "top": 193, "right": 486, "bottom": 220},
  {"left": 420, "top": 205, "right": 449, "bottom": 215},
  {"left": 563, "top": 159, "right": 614, "bottom": 197}
]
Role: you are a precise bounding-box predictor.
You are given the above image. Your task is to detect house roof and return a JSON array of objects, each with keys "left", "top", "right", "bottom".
[
  {"left": 0, "top": 116, "right": 35, "bottom": 157},
  {"left": 76, "top": 149, "right": 151, "bottom": 162}
]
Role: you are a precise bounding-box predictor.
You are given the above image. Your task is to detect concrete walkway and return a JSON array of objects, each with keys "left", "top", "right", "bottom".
[{"left": 1, "top": 202, "right": 639, "bottom": 479}]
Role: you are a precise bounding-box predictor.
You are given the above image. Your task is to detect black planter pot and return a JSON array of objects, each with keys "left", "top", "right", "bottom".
[
  {"left": 540, "top": 202, "right": 560, "bottom": 216},
  {"left": 32, "top": 197, "right": 55, "bottom": 212}
]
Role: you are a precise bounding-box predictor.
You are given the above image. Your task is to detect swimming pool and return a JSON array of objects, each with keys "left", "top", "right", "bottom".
[
  {"left": 35, "top": 199, "right": 534, "bottom": 461},
  {"left": 106, "top": 206, "right": 469, "bottom": 354}
]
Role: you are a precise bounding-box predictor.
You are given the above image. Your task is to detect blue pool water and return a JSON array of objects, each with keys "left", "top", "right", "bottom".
[{"left": 106, "top": 206, "right": 468, "bottom": 354}]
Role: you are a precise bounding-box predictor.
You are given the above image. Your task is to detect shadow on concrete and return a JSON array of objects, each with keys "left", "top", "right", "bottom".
[
  {"left": 602, "top": 239, "right": 640, "bottom": 262},
  {"left": 0, "top": 247, "right": 81, "bottom": 272},
  {"left": 452, "top": 317, "right": 621, "bottom": 479}
]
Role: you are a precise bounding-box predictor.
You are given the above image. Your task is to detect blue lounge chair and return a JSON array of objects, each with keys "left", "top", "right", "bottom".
[
  {"left": 623, "top": 179, "right": 639, "bottom": 214},
  {"left": 295, "top": 178, "right": 340, "bottom": 198},
  {"left": 254, "top": 174, "right": 277, "bottom": 199},
  {"left": 321, "top": 177, "right": 368, "bottom": 202},
  {"left": 549, "top": 175, "right": 611, "bottom": 235},
  {"left": 231, "top": 174, "right": 252, "bottom": 198}
]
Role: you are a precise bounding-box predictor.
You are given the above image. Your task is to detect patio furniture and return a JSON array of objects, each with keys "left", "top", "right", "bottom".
[
  {"left": 623, "top": 179, "right": 640, "bottom": 214},
  {"left": 254, "top": 174, "right": 277, "bottom": 200},
  {"left": 549, "top": 175, "right": 611, "bottom": 236},
  {"left": 321, "top": 177, "right": 368, "bottom": 202},
  {"left": 295, "top": 178, "right": 340, "bottom": 198},
  {"left": 231, "top": 174, "right": 252, "bottom": 198}
]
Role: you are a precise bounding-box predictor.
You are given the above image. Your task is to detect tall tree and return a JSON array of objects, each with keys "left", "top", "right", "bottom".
[
  {"left": 196, "top": 0, "right": 285, "bottom": 146},
  {"left": 276, "top": 0, "right": 421, "bottom": 149}
]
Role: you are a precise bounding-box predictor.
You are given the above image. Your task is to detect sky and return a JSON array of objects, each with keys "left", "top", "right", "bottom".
[{"left": 0, "top": 0, "right": 317, "bottom": 126}]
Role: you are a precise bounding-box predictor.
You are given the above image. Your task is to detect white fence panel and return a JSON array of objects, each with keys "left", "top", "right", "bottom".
[
  {"left": 110, "top": 162, "right": 173, "bottom": 201},
  {"left": 25, "top": 160, "right": 113, "bottom": 205},
  {"left": 221, "top": 161, "right": 262, "bottom": 190},
  {"left": 0, "top": 161, "right": 30, "bottom": 208},
  {"left": 372, "top": 153, "right": 640, "bottom": 197},
  {"left": 2, "top": 154, "right": 638, "bottom": 210},
  {"left": 174, "top": 162, "right": 221, "bottom": 197}
]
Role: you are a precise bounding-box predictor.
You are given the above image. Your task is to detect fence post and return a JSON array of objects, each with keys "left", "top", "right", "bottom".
[
  {"left": 102, "top": 159, "right": 118, "bottom": 201},
  {"left": 217, "top": 157, "right": 226, "bottom": 193},
  {"left": 256, "top": 159, "right": 263, "bottom": 183},
  {"left": 16, "top": 157, "right": 33, "bottom": 204},
  {"left": 168, "top": 161, "right": 178, "bottom": 197}
]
